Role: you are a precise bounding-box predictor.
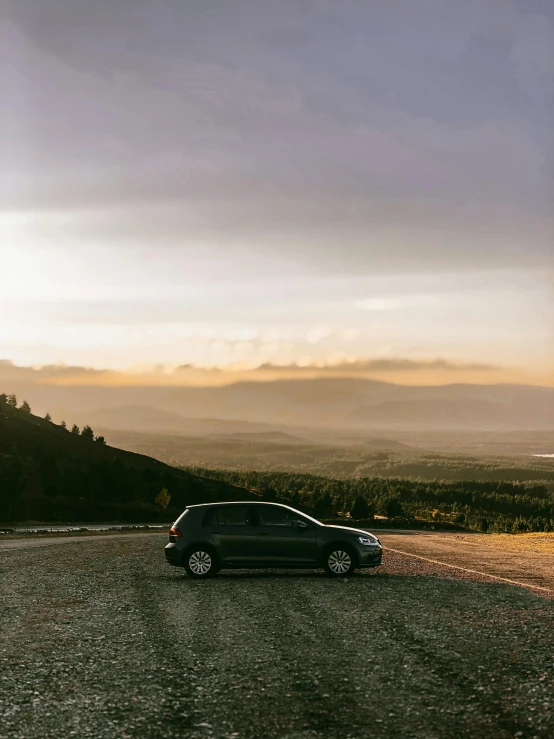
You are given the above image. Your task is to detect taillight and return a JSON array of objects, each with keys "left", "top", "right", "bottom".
[{"left": 169, "top": 527, "right": 183, "bottom": 541}]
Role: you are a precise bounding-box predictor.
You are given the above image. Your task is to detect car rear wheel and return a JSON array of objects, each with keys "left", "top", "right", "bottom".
[
  {"left": 184, "top": 548, "right": 218, "bottom": 578},
  {"left": 324, "top": 546, "right": 356, "bottom": 577}
]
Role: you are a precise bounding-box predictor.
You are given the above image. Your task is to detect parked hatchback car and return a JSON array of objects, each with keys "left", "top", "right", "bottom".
[{"left": 165, "top": 501, "right": 382, "bottom": 578}]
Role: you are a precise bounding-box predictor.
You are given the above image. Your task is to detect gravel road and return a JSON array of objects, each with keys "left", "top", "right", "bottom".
[{"left": 1, "top": 534, "right": 553, "bottom": 739}]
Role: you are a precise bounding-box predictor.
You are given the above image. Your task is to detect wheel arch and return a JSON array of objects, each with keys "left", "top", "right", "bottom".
[{"left": 181, "top": 541, "right": 219, "bottom": 567}]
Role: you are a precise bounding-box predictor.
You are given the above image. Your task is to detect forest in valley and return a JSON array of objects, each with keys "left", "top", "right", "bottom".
[{"left": 185, "top": 466, "right": 554, "bottom": 534}]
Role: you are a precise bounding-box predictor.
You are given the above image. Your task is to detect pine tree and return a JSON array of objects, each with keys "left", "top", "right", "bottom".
[
  {"left": 19, "top": 400, "right": 31, "bottom": 413},
  {"left": 60, "top": 420, "right": 67, "bottom": 429},
  {"left": 81, "top": 425, "right": 94, "bottom": 441},
  {"left": 45, "top": 412, "right": 52, "bottom": 422},
  {"left": 350, "top": 495, "right": 372, "bottom": 520},
  {"left": 71, "top": 424, "right": 80, "bottom": 435},
  {"left": 7, "top": 394, "right": 17, "bottom": 407},
  {"left": 382, "top": 495, "right": 405, "bottom": 519}
]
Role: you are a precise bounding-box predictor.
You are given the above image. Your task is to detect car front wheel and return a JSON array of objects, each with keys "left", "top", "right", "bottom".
[
  {"left": 324, "top": 547, "right": 356, "bottom": 577},
  {"left": 184, "top": 548, "right": 218, "bottom": 578}
]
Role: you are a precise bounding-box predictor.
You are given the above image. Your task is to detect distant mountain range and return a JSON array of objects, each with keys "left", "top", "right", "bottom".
[{"left": 3, "top": 376, "right": 554, "bottom": 436}]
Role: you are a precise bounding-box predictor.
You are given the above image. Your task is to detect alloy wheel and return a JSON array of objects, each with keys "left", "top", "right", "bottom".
[
  {"left": 328, "top": 550, "right": 352, "bottom": 575},
  {"left": 189, "top": 551, "right": 212, "bottom": 575}
]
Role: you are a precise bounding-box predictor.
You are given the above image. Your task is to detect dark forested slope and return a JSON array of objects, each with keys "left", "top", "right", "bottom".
[{"left": 0, "top": 398, "right": 254, "bottom": 522}]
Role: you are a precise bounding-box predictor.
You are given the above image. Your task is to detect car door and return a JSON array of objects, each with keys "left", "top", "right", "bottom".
[
  {"left": 204, "top": 505, "right": 258, "bottom": 564},
  {"left": 256, "top": 505, "right": 318, "bottom": 565}
]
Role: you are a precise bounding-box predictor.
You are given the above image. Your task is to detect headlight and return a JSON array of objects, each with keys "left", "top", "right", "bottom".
[{"left": 358, "top": 536, "right": 378, "bottom": 546}]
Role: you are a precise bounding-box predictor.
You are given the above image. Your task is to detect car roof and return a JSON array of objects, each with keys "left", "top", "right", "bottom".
[{"left": 187, "top": 501, "right": 289, "bottom": 509}]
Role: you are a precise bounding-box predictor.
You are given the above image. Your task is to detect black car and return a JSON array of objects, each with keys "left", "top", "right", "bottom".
[{"left": 164, "top": 501, "right": 382, "bottom": 578}]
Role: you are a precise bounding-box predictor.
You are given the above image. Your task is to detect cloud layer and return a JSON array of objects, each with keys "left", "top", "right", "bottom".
[{"left": 1, "top": 1, "right": 553, "bottom": 372}]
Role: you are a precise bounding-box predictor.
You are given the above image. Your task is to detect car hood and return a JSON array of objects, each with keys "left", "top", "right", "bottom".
[{"left": 324, "top": 524, "right": 379, "bottom": 539}]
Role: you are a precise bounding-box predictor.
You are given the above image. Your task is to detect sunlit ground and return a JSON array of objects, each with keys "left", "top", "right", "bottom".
[{"left": 457, "top": 533, "right": 554, "bottom": 554}]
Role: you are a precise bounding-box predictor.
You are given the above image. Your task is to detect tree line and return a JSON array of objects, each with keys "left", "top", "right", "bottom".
[
  {"left": 184, "top": 467, "right": 554, "bottom": 534},
  {"left": 0, "top": 394, "right": 106, "bottom": 444}
]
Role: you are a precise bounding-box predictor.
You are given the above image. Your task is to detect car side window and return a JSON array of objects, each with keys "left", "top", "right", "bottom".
[
  {"left": 258, "top": 507, "right": 293, "bottom": 527},
  {"left": 205, "top": 506, "right": 253, "bottom": 526},
  {"left": 221, "top": 506, "right": 251, "bottom": 525},
  {"left": 204, "top": 508, "right": 220, "bottom": 526}
]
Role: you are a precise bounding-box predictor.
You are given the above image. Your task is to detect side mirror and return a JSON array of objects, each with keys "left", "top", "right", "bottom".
[{"left": 295, "top": 520, "right": 309, "bottom": 530}]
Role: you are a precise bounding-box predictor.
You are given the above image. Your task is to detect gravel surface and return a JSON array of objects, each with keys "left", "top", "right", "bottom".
[
  {"left": 0, "top": 532, "right": 162, "bottom": 549},
  {"left": 1, "top": 534, "right": 553, "bottom": 739},
  {"left": 381, "top": 532, "right": 554, "bottom": 592}
]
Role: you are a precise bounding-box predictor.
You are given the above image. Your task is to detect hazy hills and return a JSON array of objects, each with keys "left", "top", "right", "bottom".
[{"left": 5, "top": 376, "right": 554, "bottom": 438}]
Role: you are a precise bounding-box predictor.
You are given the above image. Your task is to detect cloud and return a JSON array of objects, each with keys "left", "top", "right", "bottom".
[
  {"left": 0, "top": 360, "right": 112, "bottom": 382},
  {"left": 2, "top": 0, "right": 553, "bottom": 275},
  {"left": 355, "top": 296, "right": 440, "bottom": 311},
  {"left": 2, "top": 357, "right": 552, "bottom": 390},
  {"left": 254, "top": 358, "right": 500, "bottom": 373},
  {"left": 1, "top": 1, "right": 552, "bottom": 374}
]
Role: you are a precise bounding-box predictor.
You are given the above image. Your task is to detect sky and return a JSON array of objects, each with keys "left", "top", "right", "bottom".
[{"left": 1, "top": 0, "right": 553, "bottom": 385}]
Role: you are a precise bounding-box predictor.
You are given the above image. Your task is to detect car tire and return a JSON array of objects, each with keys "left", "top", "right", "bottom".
[
  {"left": 324, "top": 546, "right": 357, "bottom": 577},
  {"left": 183, "top": 547, "right": 218, "bottom": 578}
]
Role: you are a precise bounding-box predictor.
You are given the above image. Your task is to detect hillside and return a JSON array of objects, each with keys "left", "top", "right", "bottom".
[{"left": 0, "top": 399, "right": 254, "bottom": 523}]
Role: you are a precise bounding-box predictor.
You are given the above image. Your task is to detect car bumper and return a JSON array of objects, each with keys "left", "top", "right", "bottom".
[
  {"left": 357, "top": 547, "right": 383, "bottom": 568},
  {"left": 164, "top": 542, "right": 183, "bottom": 567}
]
